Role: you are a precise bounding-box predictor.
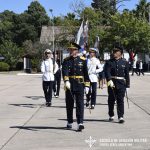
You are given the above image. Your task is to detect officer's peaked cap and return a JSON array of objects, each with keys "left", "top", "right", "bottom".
[
  {"left": 113, "top": 46, "right": 123, "bottom": 54},
  {"left": 44, "top": 49, "right": 52, "bottom": 54},
  {"left": 88, "top": 48, "right": 98, "bottom": 53},
  {"left": 68, "top": 42, "right": 81, "bottom": 50}
]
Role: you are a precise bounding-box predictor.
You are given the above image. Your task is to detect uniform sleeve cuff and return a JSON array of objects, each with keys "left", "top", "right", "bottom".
[
  {"left": 64, "top": 76, "right": 69, "bottom": 81},
  {"left": 84, "top": 82, "right": 90, "bottom": 87}
]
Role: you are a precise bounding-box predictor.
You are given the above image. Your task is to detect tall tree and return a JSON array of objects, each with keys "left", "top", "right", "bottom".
[
  {"left": 134, "top": 0, "right": 150, "bottom": 21},
  {"left": 0, "top": 11, "right": 16, "bottom": 44},
  {"left": 12, "top": 13, "right": 38, "bottom": 46},
  {"left": 91, "top": 0, "right": 113, "bottom": 13},
  {"left": 26, "top": 1, "right": 50, "bottom": 37},
  {"left": 91, "top": 0, "right": 130, "bottom": 14},
  {"left": 104, "top": 11, "right": 150, "bottom": 54}
]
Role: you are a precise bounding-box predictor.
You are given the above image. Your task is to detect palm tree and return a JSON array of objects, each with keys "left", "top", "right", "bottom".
[{"left": 135, "top": 0, "right": 150, "bottom": 21}]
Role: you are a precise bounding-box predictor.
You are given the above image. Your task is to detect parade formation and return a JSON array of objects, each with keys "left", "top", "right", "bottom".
[
  {"left": 40, "top": 42, "right": 130, "bottom": 132},
  {"left": 1, "top": 0, "right": 150, "bottom": 149}
]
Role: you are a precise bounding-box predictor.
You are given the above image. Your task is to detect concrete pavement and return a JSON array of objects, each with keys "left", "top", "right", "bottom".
[{"left": 0, "top": 74, "right": 150, "bottom": 150}]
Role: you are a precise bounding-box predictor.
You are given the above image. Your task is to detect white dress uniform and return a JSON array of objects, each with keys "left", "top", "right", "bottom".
[
  {"left": 87, "top": 57, "right": 103, "bottom": 82},
  {"left": 41, "top": 58, "right": 58, "bottom": 106},
  {"left": 41, "top": 58, "right": 58, "bottom": 81},
  {"left": 139, "top": 61, "right": 143, "bottom": 69},
  {"left": 133, "top": 60, "right": 137, "bottom": 69}
]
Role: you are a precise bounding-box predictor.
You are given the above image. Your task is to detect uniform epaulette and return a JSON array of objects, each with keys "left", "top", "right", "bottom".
[
  {"left": 80, "top": 56, "right": 86, "bottom": 60},
  {"left": 64, "top": 57, "right": 70, "bottom": 60}
]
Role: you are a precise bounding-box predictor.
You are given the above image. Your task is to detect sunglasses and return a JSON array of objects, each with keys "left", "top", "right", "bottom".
[{"left": 46, "top": 52, "right": 51, "bottom": 54}]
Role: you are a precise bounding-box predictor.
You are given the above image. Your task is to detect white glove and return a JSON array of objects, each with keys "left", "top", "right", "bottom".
[
  {"left": 85, "top": 87, "right": 89, "bottom": 94},
  {"left": 126, "top": 88, "right": 130, "bottom": 93},
  {"left": 65, "top": 81, "right": 71, "bottom": 90},
  {"left": 92, "top": 71, "right": 97, "bottom": 74},
  {"left": 95, "top": 69, "right": 99, "bottom": 74},
  {"left": 107, "top": 80, "right": 115, "bottom": 88}
]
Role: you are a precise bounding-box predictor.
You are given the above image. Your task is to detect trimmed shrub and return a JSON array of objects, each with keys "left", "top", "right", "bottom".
[{"left": 0, "top": 62, "right": 10, "bottom": 71}]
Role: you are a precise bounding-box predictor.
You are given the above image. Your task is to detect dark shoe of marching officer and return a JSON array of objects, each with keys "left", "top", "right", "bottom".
[
  {"left": 55, "top": 95, "right": 59, "bottom": 98},
  {"left": 54, "top": 92, "right": 57, "bottom": 96},
  {"left": 86, "top": 101, "right": 89, "bottom": 107},
  {"left": 46, "top": 102, "right": 51, "bottom": 107},
  {"left": 119, "top": 117, "right": 125, "bottom": 124},
  {"left": 109, "top": 116, "right": 114, "bottom": 122},
  {"left": 91, "top": 105, "right": 95, "bottom": 109},
  {"left": 77, "top": 124, "right": 84, "bottom": 132},
  {"left": 66, "top": 123, "right": 72, "bottom": 129}
]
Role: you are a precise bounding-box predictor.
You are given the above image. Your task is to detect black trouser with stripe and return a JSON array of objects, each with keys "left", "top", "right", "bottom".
[
  {"left": 86, "top": 82, "right": 97, "bottom": 106},
  {"left": 139, "top": 69, "right": 144, "bottom": 76},
  {"left": 65, "top": 89, "right": 84, "bottom": 124},
  {"left": 53, "top": 70, "right": 61, "bottom": 96},
  {"left": 108, "top": 87, "right": 126, "bottom": 119},
  {"left": 132, "top": 68, "right": 138, "bottom": 75},
  {"left": 43, "top": 81, "right": 53, "bottom": 103}
]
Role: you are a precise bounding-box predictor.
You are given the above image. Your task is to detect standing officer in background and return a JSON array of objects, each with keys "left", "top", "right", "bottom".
[
  {"left": 53, "top": 52, "right": 61, "bottom": 98},
  {"left": 98, "top": 59, "right": 105, "bottom": 89},
  {"left": 138, "top": 60, "right": 144, "bottom": 76},
  {"left": 86, "top": 48, "right": 103, "bottom": 109},
  {"left": 104, "top": 47, "right": 130, "bottom": 123},
  {"left": 41, "top": 49, "right": 58, "bottom": 107},
  {"left": 132, "top": 59, "right": 138, "bottom": 76},
  {"left": 62, "top": 43, "right": 90, "bottom": 131}
]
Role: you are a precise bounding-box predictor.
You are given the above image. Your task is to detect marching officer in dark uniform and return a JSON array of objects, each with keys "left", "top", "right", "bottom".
[
  {"left": 104, "top": 47, "right": 130, "bottom": 123},
  {"left": 62, "top": 43, "right": 90, "bottom": 131}
]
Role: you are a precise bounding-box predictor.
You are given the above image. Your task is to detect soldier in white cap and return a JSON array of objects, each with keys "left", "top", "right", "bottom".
[
  {"left": 86, "top": 48, "right": 103, "bottom": 109},
  {"left": 41, "top": 49, "right": 58, "bottom": 107}
]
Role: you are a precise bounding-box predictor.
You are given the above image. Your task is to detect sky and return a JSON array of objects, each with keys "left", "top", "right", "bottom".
[{"left": 0, "top": 0, "right": 149, "bottom": 17}]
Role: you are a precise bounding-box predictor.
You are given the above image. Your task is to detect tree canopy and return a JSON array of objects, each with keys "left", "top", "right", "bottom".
[{"left": 0, "top": 0, "right": 150, "bottom": 71}]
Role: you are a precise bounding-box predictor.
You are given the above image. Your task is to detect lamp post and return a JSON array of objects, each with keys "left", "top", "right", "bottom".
[{"left": 49, "top": 9, "right": 55, "bottom": 59}]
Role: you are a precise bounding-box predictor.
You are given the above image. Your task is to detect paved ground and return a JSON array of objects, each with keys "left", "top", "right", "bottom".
[{"left": 0, "top": 74, "right": 150, "bottom": 150}]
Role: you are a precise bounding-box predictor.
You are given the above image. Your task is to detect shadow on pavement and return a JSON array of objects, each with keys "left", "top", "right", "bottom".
[
  {"left": 25, "top": 96, "right": 44, "bottom": 100},
  {"left": 51, "top": 106, "right": 66, "bottom": 108},
  {"left": 58, "top": 119, "right": 75, "bottom": 121},
  {"left": 8, "top": 104, "right": 41, "bottom": 108},
  {"left": 84, "top": 119, "right": 120, "bottom": 124},
  {"left": 10, "top": 126, "right": 77, "bottom": 132},
  {"left": 58, "top": 118, "right": 119, "bottom": 124}
]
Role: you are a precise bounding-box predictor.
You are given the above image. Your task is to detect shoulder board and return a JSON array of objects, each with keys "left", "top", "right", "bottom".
[
  {"left": 80, "top": 56, "right": 86, "bottom": 60},
  {"left": 64, "top": 57, "right": 70, "bottom": 61}
]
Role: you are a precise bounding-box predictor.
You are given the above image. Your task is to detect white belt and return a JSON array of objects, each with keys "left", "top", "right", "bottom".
[{"left": 111, "top": 76, "right": 125, "bottom": 80}]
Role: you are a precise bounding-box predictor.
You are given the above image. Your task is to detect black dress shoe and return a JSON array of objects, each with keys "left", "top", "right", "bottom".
[
  {"left": 54, "top": 92, "right": 56, "bottom": 96},
  {"left": 109, "top": 116, "right": 114, "bottom": 122},
  {"left": 86, "top": 102, "right": 89, "bottom": 107},
  {"left": 77, "top": 124, "right": 84, "bottom": 132},
  {"left": 91, "top": 105, "right": 95, "bottom": 109},
  {"left": 66, "top": 123, "right": 72, "bottom": 129},
  {"left": 46, "top": 102, "right": 51, "bottom": 107},
  {"left": 119, "top": 118, "right": 125, "bottom": 123}
]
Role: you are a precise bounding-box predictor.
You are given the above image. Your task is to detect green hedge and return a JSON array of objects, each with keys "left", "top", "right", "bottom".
[{"left": 0, "top": 62, "right": 10, "bottom": 71}]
